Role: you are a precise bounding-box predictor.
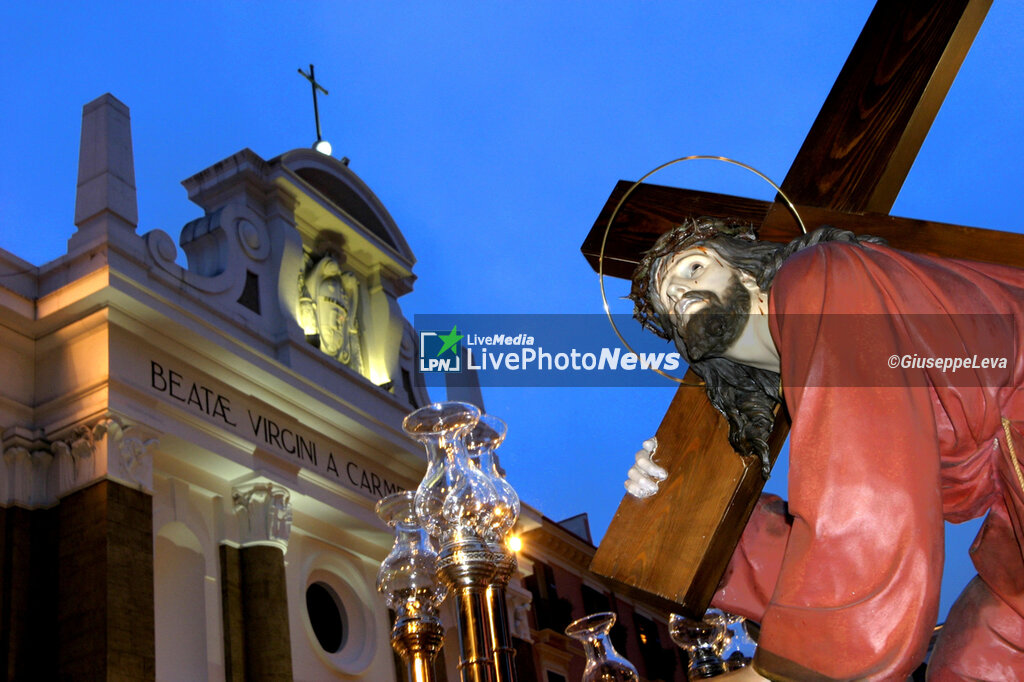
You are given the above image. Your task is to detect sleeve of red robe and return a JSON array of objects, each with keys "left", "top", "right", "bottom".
[{"left": 721, "top": 243, "right": 947, "bottom": 680}]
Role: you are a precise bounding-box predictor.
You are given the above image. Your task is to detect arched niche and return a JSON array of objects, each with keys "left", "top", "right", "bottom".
[{"left": 154, "top": 521, "right": 208, "bottom": 682}]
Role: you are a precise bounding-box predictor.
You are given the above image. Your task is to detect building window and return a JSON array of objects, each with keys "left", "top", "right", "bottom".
[
  {"left": 306, "top": 581, "right": 348, "bottom": 653},
  {"left": 546, "top": 672, "right": 567, "bottom": 682},
  {"left": 581, "top": 584, "right": 610, "bottom": 614},
  {"left": 633, "top": 613, "right": 676, "bottom": 681},
  {"left": 301, "top": 560, "right": 378, "bottom": 676},
  {"left": 524, "top": 561, "right": 573, "bottom": 632}
]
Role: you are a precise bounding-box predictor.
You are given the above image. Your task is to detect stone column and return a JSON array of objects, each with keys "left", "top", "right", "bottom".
[
  {"left": 0, "top": 435, "right": 57, "bottom": 680},
  {"left": 222, "top": 482, "right": 294, "bottom": 682},
  {"left": 51, "top": 416, "right": 158, "bottom": 680}
]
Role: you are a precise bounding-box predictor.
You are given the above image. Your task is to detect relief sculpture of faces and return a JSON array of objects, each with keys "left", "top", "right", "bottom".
[
  {"left": 302, "top": 254, "right": 363, "bottom": 374},
  {"left": 314, "top": 260, "right": 350, "bottom": 358}
]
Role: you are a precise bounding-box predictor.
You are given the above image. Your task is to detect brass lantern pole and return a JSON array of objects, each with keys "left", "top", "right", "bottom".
[
  {"left": 397, "top": 403, "right": 524, "bottom": 682},
  {"left": 466, "top": 415, "right": 521, "bottom": 682},
  {"left": 376, "top": 491, "right": 448, "bottom": 682}
]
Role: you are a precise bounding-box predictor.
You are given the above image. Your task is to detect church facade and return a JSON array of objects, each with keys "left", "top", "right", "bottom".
[{"left": 0, "top": 94, "right": 686, "bottom": 681}]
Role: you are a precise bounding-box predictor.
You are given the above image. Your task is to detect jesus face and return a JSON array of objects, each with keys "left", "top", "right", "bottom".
[{"left": 652, "top": 246, "right": 753, "bottom": 362}]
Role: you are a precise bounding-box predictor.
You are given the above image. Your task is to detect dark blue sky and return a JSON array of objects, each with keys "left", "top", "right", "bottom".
[{"left": 2, "top": 2, "right": 1021, "bottom": 619}]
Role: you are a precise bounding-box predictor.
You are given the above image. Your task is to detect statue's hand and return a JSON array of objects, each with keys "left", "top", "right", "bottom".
[{"left": 624, "top": 437, "right": 668, "bottom": 498}]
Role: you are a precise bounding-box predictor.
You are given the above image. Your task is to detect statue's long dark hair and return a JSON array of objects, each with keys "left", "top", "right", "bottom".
[{"left": 630, "top": 220, "right": 884, "bottom": 476}]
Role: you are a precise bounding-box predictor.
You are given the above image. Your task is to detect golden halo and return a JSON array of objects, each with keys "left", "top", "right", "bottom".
[{"left": 598, "top": 155, "right": 807, "bottom": 384}]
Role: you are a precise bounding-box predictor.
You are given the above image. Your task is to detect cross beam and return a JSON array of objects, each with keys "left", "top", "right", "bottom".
[
  {"left": 581, "top": 181, "right": 1024, "bottom": 280},
  {"left": 298, "top": 64, "right": 329, "bottom": 142},
  {"left": 587, "top": 0, "right": 994, "bottom": 616}
]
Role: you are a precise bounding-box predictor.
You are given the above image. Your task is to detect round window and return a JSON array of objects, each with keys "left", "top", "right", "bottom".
[
  {"left": 305, "top": 581, "right": 348, "bottom": 653},
  {"left": 302, "top": 560, "right": 376, "bottom": 675}
]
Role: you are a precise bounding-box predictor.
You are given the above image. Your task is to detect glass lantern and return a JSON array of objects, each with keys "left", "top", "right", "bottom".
[
  {"left": 465, "top": 414, "right": 520, "bottom": 543},
  {"left": 375, "top": 490, "right": 447, "bottom": 618},
  {"left": 566, "top": 612, "right": 639, "bottom": 682},
  {"left": 669, "top": 612, "right": 729, "bottom": 679},
  {"left": 403, "top": 401, "right": 496, "bottom": 542}
]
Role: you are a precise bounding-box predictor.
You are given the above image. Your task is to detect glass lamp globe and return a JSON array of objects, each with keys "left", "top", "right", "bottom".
[
  {"left": 465, "top": 414, "right": 520, "bottom": 543},
  {"left": 669, "top": 612, "right": 729, "bottom": 678},
  {"left": 565, "top": 612, "right": 639, "bottom": 682},
  {"left": 314, "top": 139, "right": 332, "bottom": 156},
  {"left": 403, "top": 401, "right": 487, "bottom": 540},
  {"left": 375, "top": 490, "right": 447, "bottom": 616}
]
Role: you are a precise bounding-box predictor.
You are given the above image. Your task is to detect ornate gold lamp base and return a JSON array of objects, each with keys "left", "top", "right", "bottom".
[
  {"left": 392, "top": 615, "right": 446, "bottom": 682},
  {"left": 437, "top": 535, "right": 500, "bottom": 682},
  {"left": 485, "top": 545, "right": 518, "bottom": 682}
]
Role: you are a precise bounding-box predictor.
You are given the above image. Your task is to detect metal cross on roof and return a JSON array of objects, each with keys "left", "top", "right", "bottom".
[{"left": 298, "top": 64, "right": 329, "bottom": 143}]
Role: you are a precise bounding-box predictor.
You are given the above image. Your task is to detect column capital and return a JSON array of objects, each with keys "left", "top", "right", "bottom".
[
  {"left": 52, "top": 414, "right": 158, "bottom": 497},
  {"left": 0, "top": 443, "right": 52, "bottom": 508},
  {"left": 232, "top": 482, "right": 292, "bottom": 551}
]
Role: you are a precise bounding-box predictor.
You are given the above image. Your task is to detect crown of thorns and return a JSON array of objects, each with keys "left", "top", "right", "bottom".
[{"left": 628, "top": 217, "right": 758, "bottom": 339}]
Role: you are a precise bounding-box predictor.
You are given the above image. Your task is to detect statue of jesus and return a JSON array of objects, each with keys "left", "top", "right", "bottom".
[{"left": 626, "top": 217, "right": 1024, "bottom": 679}]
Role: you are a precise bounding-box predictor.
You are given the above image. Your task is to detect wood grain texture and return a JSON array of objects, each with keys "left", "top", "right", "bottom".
[
  {"left": 590, "top": 375, "right": 790, "bottom": 617},
  {"left": 581, "top": 181, "right": 1024, "bottom": 278},
  {"left": 580, "top": 181, "right": 771, "bottom": 280},
  {"left": 590, "top": 373, "right": 743, "bottom": 615},
  {"left": 782, "top": 0, "right": 991, "bottom": 213}
]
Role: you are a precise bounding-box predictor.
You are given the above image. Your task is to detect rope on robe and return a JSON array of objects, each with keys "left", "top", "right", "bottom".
[
  {"left": 1001, "top": 417, "right": 1024, "bottom": 497},
  {"left": 999, "top": 413, "right": 1024, "bottom": 493}
]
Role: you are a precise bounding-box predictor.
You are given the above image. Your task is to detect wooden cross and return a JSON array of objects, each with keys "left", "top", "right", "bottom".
[
  {"left": 584, "top": 0, "right": 1021, "bottom": 618},
  {"left": 298, "top": 64, "right": 330, "bottom": 142}
]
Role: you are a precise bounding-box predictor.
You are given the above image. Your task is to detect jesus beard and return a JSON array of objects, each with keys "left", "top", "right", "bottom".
[{"left": 671, "top": 276, "right": 752, "bottom": 363}]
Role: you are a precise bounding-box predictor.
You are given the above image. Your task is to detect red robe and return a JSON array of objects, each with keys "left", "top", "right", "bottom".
[{"left": 711, "top": 241, "right": 1024, "bottom": 680}]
